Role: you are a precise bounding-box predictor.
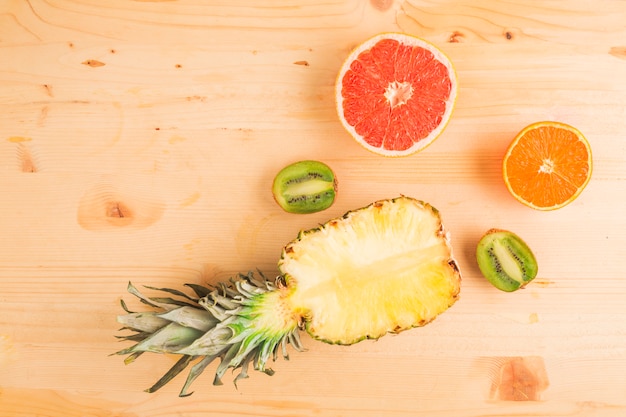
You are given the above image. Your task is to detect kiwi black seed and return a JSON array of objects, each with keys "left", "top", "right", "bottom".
[
  {"left": 476, "top": 228, "right": 538, "bottom": 292},
  {"left": 272, "top": 160, "right": 337, "bottom": 214}
]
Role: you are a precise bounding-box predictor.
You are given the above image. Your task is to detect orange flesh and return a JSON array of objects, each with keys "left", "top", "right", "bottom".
[
  {"left": 504, "top": 124, "right": 592, "bottom": 210},
  {"left": 340, "top": 38, "right": 452, "bottom": 152}
]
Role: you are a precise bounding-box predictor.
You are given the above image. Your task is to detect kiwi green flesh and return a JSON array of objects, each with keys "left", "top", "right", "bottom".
[
  {"left": 272, "top": 160, "right": 336, "bottom": 214},
  {"left": 476, "top": 230, "right": 538, "bottom": 292}
]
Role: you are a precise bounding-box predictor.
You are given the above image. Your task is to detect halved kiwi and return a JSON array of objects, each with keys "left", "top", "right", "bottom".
[
  {"left": 476, "top": 229, "right": 538, "bottom": 292},
  {"left": 272, "top": 160, "right": 337, "bottom": 214}
]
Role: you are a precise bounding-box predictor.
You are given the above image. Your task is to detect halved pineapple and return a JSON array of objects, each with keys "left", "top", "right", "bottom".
[{"left": 115, "top": 196, "right": 461, "bottom": 395}]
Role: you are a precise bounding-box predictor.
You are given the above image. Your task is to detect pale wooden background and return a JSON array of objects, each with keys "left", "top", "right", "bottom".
[{"left": 1, "top": 1, "right": 626, "bottom": 416}]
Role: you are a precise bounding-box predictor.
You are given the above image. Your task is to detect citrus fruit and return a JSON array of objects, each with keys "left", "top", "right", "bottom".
[
  {"left": 503, "top": 121, "right": 593, "bottom": 210},
  {"left": 335, "top": 33, "right": 458, "bottom": 157}
]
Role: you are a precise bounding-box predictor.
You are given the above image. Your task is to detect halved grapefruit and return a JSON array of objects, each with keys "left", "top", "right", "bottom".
[{"left": 335, "top": 33, "right": 458, "bottom": 157}]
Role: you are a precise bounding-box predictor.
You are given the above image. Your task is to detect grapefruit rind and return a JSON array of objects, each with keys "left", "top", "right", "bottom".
[
  {"left": 502, "top": 121, "right": 593, "bottom": 211},
  {"left": 335, "top": 32, "right": 458, "bottom": 157}
]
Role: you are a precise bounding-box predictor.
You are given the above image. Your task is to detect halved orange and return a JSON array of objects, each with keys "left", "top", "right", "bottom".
[
  {"left": 335, "top": 33, "right": 457, "bottom": 157},
  {"left": 503, "top": 121, "right": 593, "bottom": 211}
]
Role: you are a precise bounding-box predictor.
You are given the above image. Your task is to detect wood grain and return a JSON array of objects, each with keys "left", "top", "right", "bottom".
[{"left": 2, "top": 1, "right": 626, "bottom": 416}]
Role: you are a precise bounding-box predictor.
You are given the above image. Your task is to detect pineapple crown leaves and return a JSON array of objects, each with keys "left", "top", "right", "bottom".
[{"left": 114, "top": 271, "right": 305, "bottom": 396}]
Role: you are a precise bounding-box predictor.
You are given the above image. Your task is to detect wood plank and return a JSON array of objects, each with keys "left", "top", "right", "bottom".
[{"left": 1, "top": 0, "right": 626, "bottom": 415}]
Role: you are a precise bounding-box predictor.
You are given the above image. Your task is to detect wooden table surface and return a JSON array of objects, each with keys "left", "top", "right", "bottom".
[{"left": 2, "top": 1, "right": 626, "bottom": 416}]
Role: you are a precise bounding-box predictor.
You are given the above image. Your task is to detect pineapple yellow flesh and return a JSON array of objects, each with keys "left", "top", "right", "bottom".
[{"left": 279, "top": 197, "right": 460, "bottom": 344}]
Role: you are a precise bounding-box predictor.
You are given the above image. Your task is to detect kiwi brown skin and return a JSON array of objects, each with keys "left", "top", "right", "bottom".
[
  {"left": 476, "top": 228, "right": 538, "bottom": 292},
  {"left": 272, "top": 160, "right": 337, "bottom": 214}
]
